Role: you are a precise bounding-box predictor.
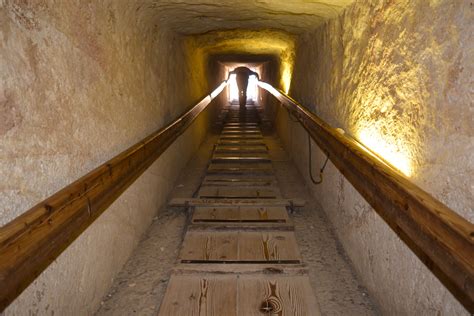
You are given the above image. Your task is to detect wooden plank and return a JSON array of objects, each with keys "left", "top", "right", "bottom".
[
  {"left": 203, "top": 175, "right": 276, "bottom": 182},
  {"left": 169, "top": 198, "right": 305, "bottom": 207},
  {"left": 217, "top": 141, "right": 266, "bottom": 146},
  {"left": 198, "top": 186, "right": 280, "bottom": 199},
  {"left": 180, "top": 231, "right": 238, "bottom": 261},
  {"left": 221, "top": 130, "right": 261, "bottom": 135},
  {"left": 158, "top": 275, "right": 237, "bottom": 316},
  {"left": 193, "top": 207, "right": 241, "bottom": 222},
  {"left": 211, "top": 157, "right": 271, "bottom": 163},
  {"left": 238, "top": 275, "right": 321, "bottom": 315},
  {"left": 201, "top": 181, "right": 277, "bottom": 187},
  {"left": 213, "top": 152, "right": 269, "bottom": 158},
  {"left": 220, "top": 136, "right": 263, "bottom": 140},
  {"left": 208, "top": 163, "right": 273, "bottom": 174},
  {"left": 206, "top": 168, "right": 274, "bottom": 175},
  {"left": 180, "top": 231, "right": 300, "bottom": 262},
  {"left": 212, "top": 158, "right": 271, "bottom": 164},
  {"left": 221, "top": 131, "right": 260, "bottom": 134},
  {"left": 238, "top": 231, "right": 301, "bottom": 261},
  {"left": 214, "top": 147, "right": 268, "bottom": 154},
  {"left": 192, "top": 206, "right": 289, "bottom": 223}
]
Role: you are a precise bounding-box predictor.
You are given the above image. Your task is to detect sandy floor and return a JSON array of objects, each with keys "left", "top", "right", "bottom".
[{"left": 95, "top": 133, "right": 378, "bottom": 315}]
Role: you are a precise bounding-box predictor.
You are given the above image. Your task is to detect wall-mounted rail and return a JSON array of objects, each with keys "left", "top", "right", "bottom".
[
  {"left": 257, "top": 81, "right": 474, "bottom": 312},
  {"left": 0, "top": 80, "right": 229, "bottom": 311}
]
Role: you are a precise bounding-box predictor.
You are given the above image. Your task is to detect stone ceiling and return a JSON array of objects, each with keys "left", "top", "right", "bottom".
[{"left": 149, "top": 0, "right": 354, "bottom": 35}]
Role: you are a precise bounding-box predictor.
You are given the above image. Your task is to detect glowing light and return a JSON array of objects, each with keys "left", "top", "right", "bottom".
[
  {"left": 357, "top": 126, "right": 413, "bottom": 177},
  {"left": 247, "top": 75, "right": 258, "bottom": 100},
  {"left": 227, "top": 73, "right": 258, "bottom": 103}
]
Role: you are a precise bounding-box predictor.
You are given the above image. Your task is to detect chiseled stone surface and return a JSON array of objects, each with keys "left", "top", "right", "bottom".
[
  {"left": 0, "top": 1, "right": 210, "bottom": 314},
  {"left": 276, "top": 0, "right": 472, "bottom": 314},
  {"left": 151, "top": 0, "right": 354, "bottom": 34}
]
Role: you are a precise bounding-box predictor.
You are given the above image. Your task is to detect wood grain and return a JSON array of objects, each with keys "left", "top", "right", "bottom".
[
  {"left": 238, "top": 275, "right": 320, "bottom": 315},
  {"left": 180, "top": 231, "right": 300, "bottom": 262},
  {"left": 158, "top": 275, "right": 237, "bottom": 316}
]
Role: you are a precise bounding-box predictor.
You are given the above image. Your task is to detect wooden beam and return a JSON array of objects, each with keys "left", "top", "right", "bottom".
[
  {"left": 169, "top": 198, "right": 306, "bottom": 207},
  {"left": 258, "top": 81, "right": 474, "bottom": 311},
  {"left": 0, "top": 81, "right": 229, "bottom": 311}
]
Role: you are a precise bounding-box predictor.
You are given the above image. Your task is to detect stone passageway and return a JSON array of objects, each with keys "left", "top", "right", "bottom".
[
  {"left": 95, "top": 102, "right": 376, "bottom": 315},
  {"left": 1, "top": 1, "right": 472, "bottom": 315}
]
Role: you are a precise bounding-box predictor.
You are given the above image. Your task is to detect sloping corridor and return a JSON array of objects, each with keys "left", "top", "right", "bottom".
[
  {"left": 95, "top": 102, "right": 375, "bottom": 315},
  {"left": 1, "top": 1, "right": 473, "bottom": 315},
  {"left": 160, "top": 104, "right": 319, "bottom": 315}
]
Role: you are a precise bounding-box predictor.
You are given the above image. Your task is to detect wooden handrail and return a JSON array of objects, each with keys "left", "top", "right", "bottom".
[
  {"left": 257, "top": 81, "right": 474, "bottom": 311},
  {"left": 0, "top": 80, "right": 229, "bottom": 311}
]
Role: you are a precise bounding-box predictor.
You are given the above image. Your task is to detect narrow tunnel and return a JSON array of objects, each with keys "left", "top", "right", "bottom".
[{"left": 0, "top": 1, "right": 472, "bottom": 315}]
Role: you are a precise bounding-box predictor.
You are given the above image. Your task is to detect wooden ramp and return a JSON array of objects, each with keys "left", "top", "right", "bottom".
[{"left": 160, "top": 104, "right": 321, "bottom": 315}]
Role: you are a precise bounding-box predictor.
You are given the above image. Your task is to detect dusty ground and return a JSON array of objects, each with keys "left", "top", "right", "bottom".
[{"left": 95, "top": 133, "right": 377, "bottom": 315}]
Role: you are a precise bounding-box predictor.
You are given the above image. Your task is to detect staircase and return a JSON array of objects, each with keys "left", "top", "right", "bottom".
[{"left": 159, "top": 103, "right": 321, "bottom": 315}]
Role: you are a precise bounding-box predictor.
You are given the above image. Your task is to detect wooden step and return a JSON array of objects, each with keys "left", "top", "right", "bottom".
[
  {"left": 158, "top": 274, "right": 320, "bottom": 315},
  {"left": 213, "top": 152, "right": 270, "bottom": 158},
  {"left": 192, "top": 206, "right": 290, "bottom": 225},
  {"left": 217, "top": 140, "right": 266, "bottom": 146},
  {"left": 220, "top": 136, "right": 263, "bottom": 140},
  {"left": 201, "top": 180, "right": 276, "bottom": 187},
  {"left": 197, "top": 186, "right": 280, "bottom": 199},
  {"left": 179, "top": 230, "right": 301, "bottom": 263},
  {"left": 169, "top": 198, "right": 305, "bottom": 207},
  {"left": 215, "top": 144, "right": 267, "bottom": 150},
  {"left": 211, "top": 157, "right": 271, "bottom": 163}
]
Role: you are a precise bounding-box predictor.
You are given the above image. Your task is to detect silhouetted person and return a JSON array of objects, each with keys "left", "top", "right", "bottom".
[{"left": 229, "top": 67, "right": 259, "bottom": 110}]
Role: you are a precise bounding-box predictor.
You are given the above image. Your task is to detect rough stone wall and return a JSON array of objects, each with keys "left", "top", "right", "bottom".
[
  {"left": 275, "top": 0, "right": 472, "bottom": 314},
  {"left": 1, "top": 1, "right": 210, "bottom": 314}
]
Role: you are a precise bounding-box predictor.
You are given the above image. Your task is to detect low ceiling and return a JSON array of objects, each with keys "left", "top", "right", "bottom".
[{"left": 150, "top": 0, "right": 354, "bottom": 35}]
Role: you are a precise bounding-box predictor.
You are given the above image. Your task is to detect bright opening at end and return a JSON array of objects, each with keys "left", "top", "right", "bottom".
[{"left": 228, "top": 74, "right": 259, "bottom": 103}]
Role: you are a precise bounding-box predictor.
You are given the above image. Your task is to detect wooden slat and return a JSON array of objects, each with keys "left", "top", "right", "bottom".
[
  {"left": 192, "top": 206, "right": 289, "bottom": 223},
  {"left": 158, "top": 275, "right": 237, "bottom": 316},
  {"left": 201, "top": 180, "right": 276, "bottom": 187},
  {"left": 180, "top": 232, "right": 238, "bottom": 261},
  {"left": 207, "top": 163, "right": 273, "bottom": 174},
  {"left": 198, "top": 186, "right": 280, "bottom": 199},
  {"left": 238, "top": 275, "right": 320, "bottom": 315},
  {"left": 220, "top": 136, "right": 263, "bottom": 140},
  {"left": 203, "top": 175, "right": 276, "bottom": 182},
  {"left": 169, "top": 198, "right": 305, "bottom": 207},
  {"left": 214, "top": 147, "right": 268, "bottom": 154},
  {"left": 217, "top": 141, "right": 266, "bottom": 146},
  {"left": 212, "top": 151, "right": 270, "bottom": 161},
  {"left": 238, "top": 231, "right": 301, "bottom": 261},
  {"left": 179, "top": 231, "right": 300, "bottom": 262}
]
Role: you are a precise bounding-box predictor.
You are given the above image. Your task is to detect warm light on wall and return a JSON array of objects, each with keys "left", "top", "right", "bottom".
[
  {"left": 357, "top": 126, "right": 413, "bottom": 177},
  {"left": 280, "top": 59, "right": 293, "bottom": 94},
  {"left": 281, "top": 61, "right": 293, "bottom": 94}
]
